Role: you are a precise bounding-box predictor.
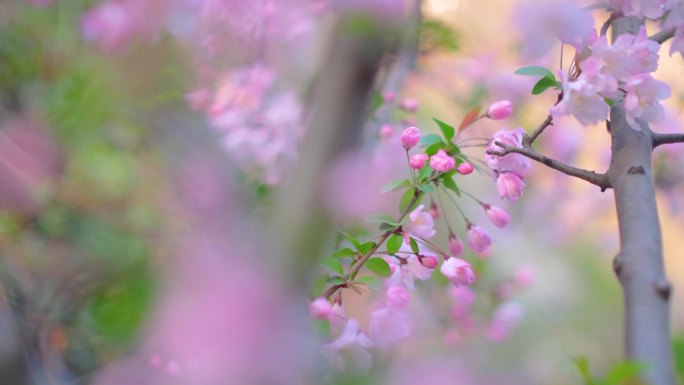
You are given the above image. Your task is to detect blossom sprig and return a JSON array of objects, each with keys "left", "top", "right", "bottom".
[{"left": 311, "top": 101, "right": 527, "bottom": 370}]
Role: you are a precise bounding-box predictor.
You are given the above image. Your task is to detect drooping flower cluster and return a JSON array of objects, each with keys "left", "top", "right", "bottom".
[{"left": 485, "top": 128, "right": 531, "bottom": 202}]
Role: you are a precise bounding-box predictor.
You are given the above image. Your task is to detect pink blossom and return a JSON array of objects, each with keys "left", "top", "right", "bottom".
[
  {"left": 429, "top": 201, "right": 440, "bottom": 219},
  {"left": 623, "top": 74, "right": 671, "bottom": 129},
  {"left": 401, "top": 126, "right": 421, "bottom": 149},
  {"left": 456, "top": 162, "right": 474, "bottom": 175},
  {"left": 496, "top": 172, "right": 526, "bottom": 202},
  {"left": 322, "top": 319, "right": 374, "bottom": 371},
  {"left": 440, "top": 258, "right": 476, "bottom": 286},
  {"left": 383, "top": 91, "right": 396, "bottom": 103},
  {"left": 609, "top": 0, "right": 666, "bottom": 19},
  {"left": 380, "top": 124, "right": 394, "bottom": 138},
  {"left": 400, "top": 98, "right": 419, "bottom": 112},
  {"left": 386, "top": 286, "right": 410, "bottom": 309},
  {"left": 409, "top": 153, "right": 428, "bottom": 169},
  {"left": 385, "top": 244, "right": 435, "bottom": 290},
  {"left": 513, "top": 266, "right": 535, "bottom": 288},
  {"left": 550, "top": 72, "right": 610, "bottom": 126},
  {"left": 485, "top": 128, "right": 530, "bottom": 177},
  {"left": 448, "top": 235, "right": 464, "bottom": 257},
  {"left": 369, "top": 307, "right": 412, "bottom": 347},
  {"left": 484, "top": 205, "right": 510, "bottom": 228},
  {"left": 486, "top": 302, "right": 523, "bottom": 342},
  {"left": 486, "top": 100, "right": 513, "bottom": 120},
  {"left": 589, "top": 27, "right": 660, "bottom": 80},
  {"left": 466, "top": 224, "right": 492, "bottom": 255},
  {"left": 405, "top": 204, "right": 436, "bottom": 239},
  {"left": 310, "top": 297, "right": 334, "bottom": 320},
  {"left": 420, "top": 255, "right": 438, "bottom": 269},
  {"left": 429, "top": 150, "right": 456, "bottom": 172}
]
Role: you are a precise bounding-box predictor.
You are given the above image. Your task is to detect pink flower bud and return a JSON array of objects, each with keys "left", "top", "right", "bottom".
[
  {"left": 513, "top": 266, "right": 535, "bottom": 288},
  {"left": 400, "top": 98, "right": 419, "bottom": 112},
  {"left": 429, "top": 149, "right": 456, "bottom": 172},
  {"left": 440, "top": 257, "right": 476, "bottom": 286},
  {"left": 497, "top": 172, "right": 525, "bottom": 202},
  {"left": 386, "top": 286, "right": 410, "bottom": 309},
  {"left": 383, "top": 91, "right": 395, "bottom": 103},
  {"left": 379, "top": 124, "right": 393, "bottom": 139},
  {"left": 401, "top": 126, "right": 421, "bottom": 149},
  {"left": 309, "top": 297, "right": 334, "bottom": 320},
  {"left": 484, "top": 204, "right": 510, "bottom": 228},
  {"left": 466, "top": 224, "right": 492, "bottom": 255},
  {"left": 420, "top": 255, "right": 438, "bottom": 269},
  {"left": 448, "top": 235, "right": 464, "bottom": 257},
  {"left": 457, "top": 162, "right": 474, "bottom": 175},
  {"left": 487, "top": 100, "right": 513, "bottom": 120},
  {"left": 409, "top": 153, "right": 428, "bottom": 169},
  {"left": 429, "top": 201, "right": 440, "bottom": 219}
]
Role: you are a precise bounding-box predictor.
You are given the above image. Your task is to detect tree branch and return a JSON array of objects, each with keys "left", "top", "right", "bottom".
[
  {"left": 487, "top": 140, "right": 611, "bottom": 190},
  {"left": 526, "top": 93, "right": 562, "bottom": 145},
  {"left": 650, "top": 27, "right": 675, "bottom": 44},
  {"left": 651, "top": 132, "right": 684, "bottom": 148}
]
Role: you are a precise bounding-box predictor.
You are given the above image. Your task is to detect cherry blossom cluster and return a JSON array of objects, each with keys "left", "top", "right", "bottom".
[
  {"left": 485, "top": 127, "right": 531, "bottom": 202},
  {"left": 309, "top": 100, "right": 530, "bottom": 371}
]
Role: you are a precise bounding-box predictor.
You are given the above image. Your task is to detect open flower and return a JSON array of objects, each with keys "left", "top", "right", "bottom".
[
  {"left": 405, "top": 204, "right": 436, "bottom": 239},
  {"left": 321, "top": 319, "right": 374, "bottom": 371},
  {"left": 440, "top": 257, "right": 476, "bottom": 286}
]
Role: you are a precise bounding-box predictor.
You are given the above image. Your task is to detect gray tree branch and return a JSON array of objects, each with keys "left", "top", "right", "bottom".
[{"left": 651, "top": 132, "right": 684, "bottom": 148}]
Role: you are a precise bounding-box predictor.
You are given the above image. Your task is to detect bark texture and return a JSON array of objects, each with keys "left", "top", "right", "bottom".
[{"left": 608, "top": 16, "right": 674, "bottom": 385}]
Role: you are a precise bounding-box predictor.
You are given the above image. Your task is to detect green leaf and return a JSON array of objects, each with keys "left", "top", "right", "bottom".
[
  {"left": 358, "top": 241, "right": 377, "bottom": 254},
  {"left": 366, "top": 213, "right": 400, "bottom": 225},
  {"left": 330, "top": 248, "right": 356, "bottom": 259},
  {"left": 327, "top": 276, "right": 345, "bottom": 286},
  {"left": 409, "top": 238, "right": 420, "bottom": 254},
  {"left": 604, "top": 361, "right": 648, "bottom": 385},
  {"left": 442, "top": 176, "right": 461, "bottom": 196},
  {"left": 531, "top": 76, "right": 560, "bottom": 95},
  {"left": 355, "top": 275, "right": 382, "bottom": 288},
  {"left": 604, "top": 97, "right": 614, "bottom": 107},
  {"left": 340, "top": 231, "right": 361, "bottom": 249},
  {"left": 386, "top": 234, "right": 403, "bottom": 255},
  {"left": 433, "top": 118, "right": 455, "bottom": 141},
  {"left": 380, "top": 178, "right": 411, "bottom": 194},
  {"left": 572, "top": 356, "right": 596, "bottom": 384},
  {"left": 417, "top": 184, "right": 435, "bottom": 193},
  {"left": 420, "top": 18, "right": 460, "bottom": 52},
  {"left": 379, "top": 222, "right": 397, "bottom": 231},
  {"left": 322, "top": 258, "right": 344, "bottom": 275},
  {"left": 366, "top": 258, "right": 391, "bottom": 277},
  {"left": 425, "top": 142, "right": 446, "bottom": 156},
  {"left": 399, "top": 188, "right": 423, "bottom": 212},
  {"left": 419, "top": 134, "right": 445, "bottom": 147},
  {"left": 370, "top": 91, "right": 384, "bottom": 114},
  {"left": 514, "top": 66, "right": 555, "bottom": 79}
]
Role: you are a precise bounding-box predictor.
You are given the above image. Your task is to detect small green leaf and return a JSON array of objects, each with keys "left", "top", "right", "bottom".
[
  {"left": 572, "top": 356, "right": 595, "bottom": 384},
  {"left": 531, "top": 76, "right": 560, "bottom": 95},
  {"left": 379, "top": 222, "right": 396, "bottom": 231},
  {"left": 425, "top": 142, "right": 446, "bottom": 156},
  {"left": 604, "top": 361, "right": 648, "bottom": 385},
  {"left": 386, "top": 234, "right": 403, "bottom": 255},
  {"left": 409, "top": 238, "right": 420, "bottom": 254},
  {"left": 417, "top": 184, "right": 435, "bottom": 193},
  {"left": 366, "top": 257, "right": 391, "bottom": 277},
  {"left": 366, "top": 213, "right": 399, "bottom": 225},
  {"left": 380, "top": 178, "right": 411, "bottom": 193},
  {"left": 322, "top": 258, "right": 344, "bottom": 275},
  {"left": 370, "top": 91, "right": 384, "bottom": 114},
  {"left": 514, "top": 66, "right": 555, "bottom": 79},
  {"left": 433, "top": 118, "right": 455, "bottom": 141},
  {"left": 330, "top": 248, "right": 356, "bottom": 259},
  {"left": 327, "top": 276, "right": 345, "bottom": 286},
  {"left": 399, "top": 188, "right": 423, "bottom": 212},
  {"left": 358, "top": 241, "right": 377, "bottom": 254},
  {"left": 419, "top": 134, "right": 444, "bottom": 147},
  {"left": 604, "top": 97, "right": 614, "bottom": 107},
  {"left": 442, "top": 176, "right": 461, "bottom": 196},
  {"left": 355, "top": 275, "right": 382, "bottom": 288},
  {"left": 340, "top": 231, "right": 361, "bottom": 249}
]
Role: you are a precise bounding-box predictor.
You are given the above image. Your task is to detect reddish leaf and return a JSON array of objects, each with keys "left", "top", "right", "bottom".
[{"left": 458, "top": 105, "right": 482, "bottom": 133}]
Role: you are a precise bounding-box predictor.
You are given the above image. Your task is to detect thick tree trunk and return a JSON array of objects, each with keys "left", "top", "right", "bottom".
[{"left": 608, "top": 17, "right": 673, "bottom": 384}]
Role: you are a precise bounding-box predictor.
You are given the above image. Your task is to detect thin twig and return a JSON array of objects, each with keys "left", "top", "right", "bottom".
[
  {"left": 488, "top": 140, "right": 611, "bottom": 191},
  {"left": 650, "top": 28, "right": 675, "bottom": 44}
]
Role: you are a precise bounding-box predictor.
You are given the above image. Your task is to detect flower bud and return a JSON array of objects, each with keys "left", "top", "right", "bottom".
[
  {"left": 487, "top": 100, "right": 513, "bottom": 120},
  {"left": 409, "top": 153, "right": 428, "bottom": 169},
  {"left": 309, "top": 297, "right": 333, "bottom": 320},
  {"left": 466, "top": 224, "right": 492, "bottom": 256},
  {"left": 400, "top": 98, "right": 419, "bottom": 113},
  {"left": 429, "top": 201, "right": 440, "bottom": 219},
  {"left": 457, "top": 162, "right": 474, "bottom": 175},
  {"left": 379, "top": 124, "right": 393, "bottom": 139},
  {"left": 448, "top": 235, "right": 464, "bottom": 257},
  {"left": 420, "top": 255, "right": 438, "bottom": 269},
  {"left": 497, "top": 172, "right": 525, "bottom": 202},
  {"left": 429, "top": 149, "right": 456, "bottom": 172},
  {"left": 401, "top": 126, "right": 421, "bottom": 149},
  {"left": 484, "top": 204, "right": 510, "bottom": 228},
  {"left": 440, "top": 257, "right": 476, "bottom": 286}
]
